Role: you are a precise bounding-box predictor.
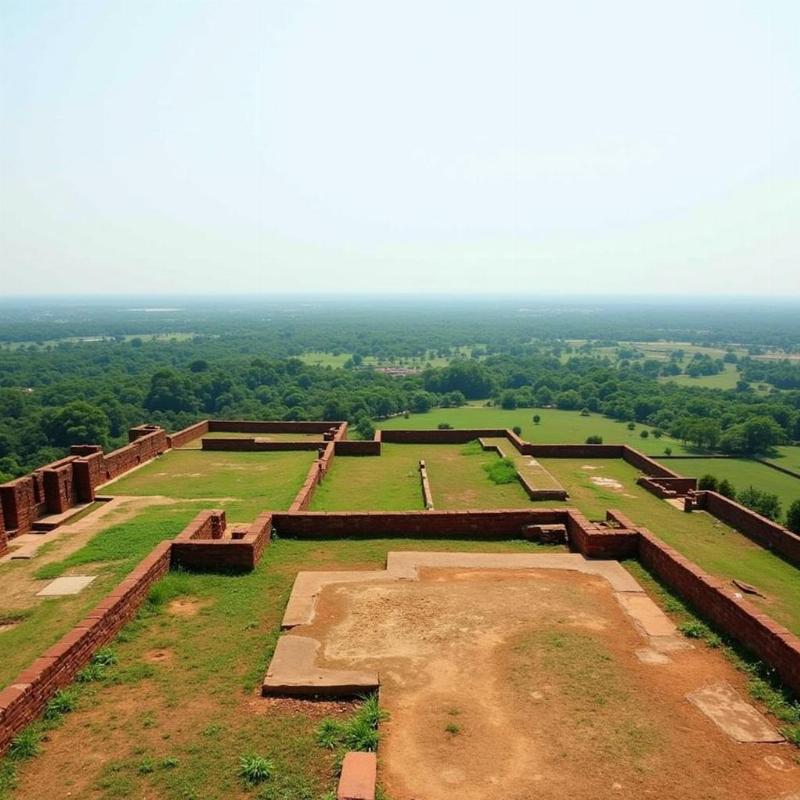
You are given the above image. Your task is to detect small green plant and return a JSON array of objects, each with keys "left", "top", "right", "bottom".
[
  {"left": 586, "top": 435, "right": 603, "bottom": 444},
  {"left": 316, "top": 694, "right": 388, "bottom": 760},
  {"left": 678, "top": 620, "right": 707, "bottom": 639},
  {"left": 92, "top": 647, "right": 118, "bottom": 667},
  {"left": 9, "top": 727, "right": 42, "bottom": 760},
  {"left": 44, "top": 688, "right": 79, "bottom": 720},
  {"left": 445, "top": 723, "right": 461, "bottom": 735},
  {"left": 238, "top": 754, "right": 275, "bottom": 786},
  {"left": 483, "top": 457, "right": 517, "bottom": 485}
]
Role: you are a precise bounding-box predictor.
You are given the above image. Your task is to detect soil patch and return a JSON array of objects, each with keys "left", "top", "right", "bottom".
[
  {"left": 167, "top": 598, "right": 208, "bottom": 617},
  {"left": 301, "top": 567, "right": 798, "bottom": 800}
]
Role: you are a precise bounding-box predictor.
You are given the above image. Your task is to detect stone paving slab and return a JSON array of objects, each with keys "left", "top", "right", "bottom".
[
  {"left": 616, "top": 593, "right": 677, "bottom": 637},
  {"left": 36, "top": 575, "right": 96, "bottom": 596},
  {"left": 687, "top": 681, "right": 785, "bottom": 743},
  {"left": 263, "top": 635, "right": 379, "bottom": 697}
]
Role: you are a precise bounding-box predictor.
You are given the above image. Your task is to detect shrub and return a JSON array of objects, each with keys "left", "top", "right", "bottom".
[
  {"left": 512, "top": 425, "right": 522, "bottom": 435},
  {"left": 698, "top": 474, "right": 718, "bottom": 491},
  {"left": 580, "top": 408, "right": 590, "bottom": 417},
  {"left": 664, "top": 447, "right": 672, "bottom": 455},
  {"left": 585, "top": 435, "right": 603, "bottom": 445},
  {"left": 640, "top": 429, "right": 649, "bottom": 438},
  {"left": 627, "top": 422, "right": 636, "bottom": 430},
  {"left": 787, "top": 499, "right": 800, "bottom": 534},
  {"left": 44, "top": 688, "right": 79, "bottom": 720},
  {"left": 532, "top": 414, "right": 541, "bottom": 424},
  {"left": 9, "top": 728, "right": 41, "bottom": 760},
  {"left": 316, "top": 694, "right": 388, "bottom": 760},
  {"left": 483, "top": 458, "right": 517, "bottom": 484},
  {"left": 237, "top": 754, "right": 275, "bottom": 786},
  {"left": 437, "top": 422, "right": 453, "bottom": 430},
  {"left": 738, "top": 486, "right": 782, "bottom": 521},
  {"left": 718, "top": 478, "right": 736, "bottom": 499}
]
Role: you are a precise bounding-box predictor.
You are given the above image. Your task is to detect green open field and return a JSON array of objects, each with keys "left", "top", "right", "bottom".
[
  {"left": 536, "top": 458, "right": 800, "bottom": 635},
  {"left": 664, "top": 458, "right": 800, "bottom": 519},
  {"left": 380, "top": 407, "right": 696, "bottom": 455},
  {"left": 105, "top": 450, "right": 315, "bottom": 517},
  {"left": 311, "top": 443, "right": 528, "bottom": 511},
  {"left": 661, "top": 363, "right": 741, "bottom": 390},
  {"left": 766, "top": 446, "right": 800, "bottom": 475}
]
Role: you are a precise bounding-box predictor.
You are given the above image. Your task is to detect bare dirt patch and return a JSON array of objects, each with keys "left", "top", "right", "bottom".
[
  {"left": 166, "top": 597, "right": 208, "bottom": 617},
  {"left": 144, "top": 647, "right": 173, "bottom": 664},
  {"left": 301, "top": 568, "right": 799, "bottom": 800},
  {"left": 590, "top": 475, "right": 624, "bottom": 490}
]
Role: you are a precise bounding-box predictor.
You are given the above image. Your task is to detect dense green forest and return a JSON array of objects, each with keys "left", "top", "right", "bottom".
[{"left": 0, "top": 297, "right": 799, "bottom": 481}]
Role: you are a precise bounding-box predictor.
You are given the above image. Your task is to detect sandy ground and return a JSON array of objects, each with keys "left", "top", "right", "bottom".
[{"left": 302, "top": 568, "right": 800, "bottom": 800}]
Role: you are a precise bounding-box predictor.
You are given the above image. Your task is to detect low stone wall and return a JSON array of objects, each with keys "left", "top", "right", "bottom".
[
  {"left": 201, "top": 438, "right": 322, "bottom": 452},
  {"left": 565, "top": 509, "right": 639, "bottom": 559},
  {"left": 289, "top": 443, "right": 336, "bottom": 512},
  {"left": 621, "top": 446, "right": 683, "bottom": 478},
  {"left": 334, "top": 440, "right": 381, "bottom": 456},
  {"left": 419, "top": 461, "right": 434, "bottom": 509},
  {"left": 693, "top": 491, "right": 800, "bottom": 567},
  {"left": 528, "top": 443, "right": 625, "bottom": 458},
  {"left": 208, "top": 420, "right": 344, "bottom": 434},
  {"left": 275, "top": 508, "right": 574, "bottom": 541},
  {"left": 167, "top": 420, "right": 210, "bottom": 449},
  {"left": 381, "top": 429, "right": 508, "bottom": 444},
  {"left": 102, "top": 427, "right": 168, "bottom": 483},
  {"left": 0, "top": 540, "right": 172, "bottom": 754},
  {"left": 171, "top": 510, "right": 271, "bottom": 571},
  {"left": 637, "top": 476, "right": 697, "bottom": 500},
  {"left": 638, "top": 528, "right": 800, "bottom": 696}
]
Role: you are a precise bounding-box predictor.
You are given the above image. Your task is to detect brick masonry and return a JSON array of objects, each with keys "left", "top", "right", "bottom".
[
  {"left": 419, "top": 461, "right": 434, "bottom": 509},
  {"left": 166, "top": 419, "right": 210, "bottom": 449},
  {"left": 638, "top": 528, "right": 800, "bottom": 696},
  {"left": 692, "top": 490, "right": 800, "bottom": 567}
]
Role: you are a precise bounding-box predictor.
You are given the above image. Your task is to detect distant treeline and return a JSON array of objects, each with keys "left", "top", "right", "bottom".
[{"left": 0, "top": 329, "right": 798, "bottom": 480}]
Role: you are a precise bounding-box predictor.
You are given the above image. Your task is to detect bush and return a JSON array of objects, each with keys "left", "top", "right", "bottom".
[
  {"left": 532, "top": 414, "right": 540, "bottom": 424},
  {"left": 788, "top": 499, "right": 800, "bottom": 534},
  {"left": 664, "top": 447, "right": 672, "bottom": 455},
  {"left": 738, "top": 486, "right": 782, "bottom": 521},
  {"left": 237, "top": 754, "right": 275, "bottom": 786},
  {"left": 580, "top": 408, "right": 590, "bottom": 417},
  {"left": 627, "top": 422, "right": 636, "bottom": 430},
  {"left": 437, "top": 422, "right": 453, "bottom": 430},
  {"left": 9, "top": 728, "right": 41, "bottom": 760},
  {"left": 483, "top": 458, "right": 518, "bottom": 484},
  {"left": 512, "top": 425, "right": 522, "bottom": 435},
  {"left": 698, "top": 474, "right": 718, "bottom": 491},
  {"left": 718, "top": 478, "right": 736, "bottom": 499},
  {"left": 639, "top": 429, "right": 649, "bottom": 438},
  {"left": 585, "top": 435, "right": 603, "bottom": 444}
]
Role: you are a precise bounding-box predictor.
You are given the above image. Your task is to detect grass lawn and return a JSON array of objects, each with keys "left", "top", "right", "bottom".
[
  {"left": 537, "top": 458, "right": 800, "bottom": 635},
  {"left": 765, "top": 446, "right": 800, "bottom": 476},
  {"left": 2, "top": 537, "right": 560, "bottom": 800},
  {"left": 104, "top": 450, "right": 315, "bottom": 517},
  {"left": 660, "top": 363, "right": 741, "bottom": 390},
  {"left": 0, "top": 502, "right": 208, "bottom": 691},
  {"left": 664, "top": 458, "right": 800, "bottom": 520},
  {"left": 380, "top": 407, "right": 695, "bottom": 455},
  {"left": 311, "top": 443, "right": 529, "bottom": 511}
]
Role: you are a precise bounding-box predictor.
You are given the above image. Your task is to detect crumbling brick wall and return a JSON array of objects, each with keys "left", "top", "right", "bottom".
[{"left": 167, "top": 420, "right": 210, "bottom": 449}]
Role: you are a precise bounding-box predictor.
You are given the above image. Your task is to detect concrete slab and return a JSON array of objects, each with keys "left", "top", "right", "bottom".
[
  {"left": 338, "top": 751, "right": 377, "bottom": 800},
  {"left": 687, "top": 682, "right": 785, "bottom": 743},
  {"left": 636, "top": 647, "right": 672, "bottom": 665},
  {"left": 616, "top": 593, "right": 677, "bottom": 638},
  {"left": 262, "top": 635, "right": 379, "bottom": 697},
  {"left": 36, "top": 575, "right": 96, "bottom": 596}
]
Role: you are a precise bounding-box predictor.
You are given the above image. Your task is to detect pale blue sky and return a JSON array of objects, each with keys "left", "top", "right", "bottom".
[{"left": 1, "top": 0, "right": 797, "bottom": 295}]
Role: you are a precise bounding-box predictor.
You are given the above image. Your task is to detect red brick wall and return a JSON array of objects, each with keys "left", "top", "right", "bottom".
[
  {"left": 0, "top": 541, "right": 172, "bottom": 754},
  {"left": 201, "top": 438, "right": 322, "bottom": 452},
  {"left": 694, "top": 491, "right": 800, "bottom": 567},
  {"left": 72, "top": 451, "right": 106, "bottom": 502},
  {"left": 637, "top": 476, "right": 696, "bottom": 499},
  {"left": 334, "top": 440, "right": 381, "bottom": 456},
  {"left": 621, "top": 447, "right": 683, "bottom": 478},
  {"left": 638, "top": 529, "right": 800, "bottom": 695},
  {"left": 167, "top": 420, "right": 210, "bottom": 449},
  {"left": 0, "top": 514, "right": 7, "bottom": 557},
  {"left": 289, "top": 442, "right": 336, "bottom": 512},
  {"left": 273, "top": 509, "right": 569, "bottom": 539},
  {"left": 419, "top": 461, "right": 434, "bottom": 509},
  {"left": 208, "top": 420, "right": 343, "bottom": 434},
  {"left": 0, "top": 476, "right": 43, "bottom": 536},
  {"left": 529, "top": 444, "right": 625, "bottom": 458},
  {"left": 102, "top": 427, "right": 167, "bottom": 483},
  {"left": 42, "top": 462, "right": 78, "bottom": 515},
  {"left": 380, "top": 429, "right": 508, "bottom": 444},
  {"left": 171, "top": 512, "right": 271, "bottom": 571}
]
